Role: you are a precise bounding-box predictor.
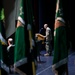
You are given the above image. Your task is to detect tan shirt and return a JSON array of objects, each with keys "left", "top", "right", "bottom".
[{"left": 46, "top": 27, "right": 52, "bottom": 41}]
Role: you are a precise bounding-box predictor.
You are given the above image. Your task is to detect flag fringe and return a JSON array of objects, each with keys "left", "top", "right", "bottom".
[
  {"left": 52, "top": 57, "right": 68, "bottom": 71},
  {"left": 18, "top": 16, "right": 25, "bottom": 25},
  {"left": 14, "top": 58, "right": 27, "bottom": 67},
  {"left": 1, "top": 60, "right": 9, "bottom": 73}
]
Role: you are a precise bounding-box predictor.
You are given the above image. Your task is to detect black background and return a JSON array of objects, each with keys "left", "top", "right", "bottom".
[{"left": 33, "top": 0, "right": 75, "bottom": 50}]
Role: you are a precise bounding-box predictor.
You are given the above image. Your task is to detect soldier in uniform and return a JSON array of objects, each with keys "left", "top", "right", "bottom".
[
  {"left": 7, "top": 38, "right": 15, "bottom": 73},
  {"left": 44, "top": 24, "right": 52, "bottom": 56}
]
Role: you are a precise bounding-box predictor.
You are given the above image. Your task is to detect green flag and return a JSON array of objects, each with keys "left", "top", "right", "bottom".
[
  {"left": 0, "top": 2, "right": 5, "bottom": 60},
  {"left": 14, "top": 0, "right": 27, "bottom": 67},
  {"left": 0, "top": 7, "right": 6, "bottom": 46},
  {"left": 52, "top": 0, "right": 68, "bottom": 75},
  {"left": 26, "top": 0, "right": 36, "bottom": 75},
  {"left": 0, "top": 2, "right": 8, "bottom": 74},
  {"left": 14, "top": 0, "right": 28, "bottom": 75},
  {"left": 14, "top": 0, "right": 36, "bottom": 74}
]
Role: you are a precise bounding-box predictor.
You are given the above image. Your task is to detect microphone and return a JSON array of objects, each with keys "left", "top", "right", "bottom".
[{"left": 39, "top": 28, "right": 43, "bottom": 33}]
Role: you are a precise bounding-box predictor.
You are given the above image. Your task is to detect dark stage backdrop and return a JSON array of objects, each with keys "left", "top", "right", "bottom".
[
  {"left": 3, "top": 0, "right": 75, "bottom": 50},
  {"left": 34, "top": 0, "right": 75, "bottom": 51},
  {"left": 68, "top": 0, "right": 75, "bottom": 50}
]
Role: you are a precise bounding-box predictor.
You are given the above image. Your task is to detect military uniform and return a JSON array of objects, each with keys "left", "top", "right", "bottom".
[{"left": 45, "top": 27, "right": 52, "bottom": 56}]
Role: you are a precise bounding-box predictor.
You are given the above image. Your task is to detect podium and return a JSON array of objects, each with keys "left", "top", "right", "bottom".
[
  {"left": 35, "top": 33, "right": 45, "bottom": 41},
  {"left": 35, "top": 33, "right": 45, "bottom": 63},
  {"left": 35, "top": 33, "right": 45, "bottom": 44}
]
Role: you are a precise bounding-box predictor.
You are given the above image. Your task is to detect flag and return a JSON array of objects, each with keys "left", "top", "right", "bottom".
[
  {"left": 0, "top": 2, "right": 8, "bottom": 74},
  {"left": 14, "top": 0, "right": 36, "bottom": 74},
  {"left": 14, "top": 0, "right": 27, "bottom": 74},
  {"left": 52, "top": 0, "right": 68, "bottom": 75},
  {"left": 26, "top": 0, "right": 36, "bottom": 75}
]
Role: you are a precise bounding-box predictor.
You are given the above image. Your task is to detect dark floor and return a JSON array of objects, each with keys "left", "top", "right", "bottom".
[
  {"left": 0, "top": 50, "right": 75, "bottom": 75},
  {"left": 36, "top": 50, "right": 75, "bottom": 75}
]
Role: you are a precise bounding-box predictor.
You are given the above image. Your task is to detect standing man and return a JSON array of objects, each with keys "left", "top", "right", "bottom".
[
  {"left": 44, "top": 24, "right": 52, "bottom": 56},
  {"left": 7, "top": 38, "right": 15, "bottom": 73}
]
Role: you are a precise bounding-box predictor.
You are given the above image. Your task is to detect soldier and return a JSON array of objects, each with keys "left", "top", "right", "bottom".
[
  {"left": 44, "top": 24, "right": 52, "bottom": 56},
  {"left": 7, "top": 38, "right": 15, "bottom": 73}
]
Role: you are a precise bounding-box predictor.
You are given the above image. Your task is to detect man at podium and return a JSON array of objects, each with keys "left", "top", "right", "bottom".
[{"left": 43, "top": 24, "right": 52, "bottom": 56}]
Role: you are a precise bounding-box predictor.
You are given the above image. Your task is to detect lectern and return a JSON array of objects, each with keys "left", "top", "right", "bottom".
[
  {"left": 35, "top": 33, "right": 45, "bottom": 41},
  {"left": 35, "top": 33, "right": 45, "bottom": 63}
]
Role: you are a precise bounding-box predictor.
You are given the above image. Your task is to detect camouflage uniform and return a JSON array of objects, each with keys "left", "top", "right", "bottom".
[{"left": 45, "top": 27, "right": 52, "bottom": 55}]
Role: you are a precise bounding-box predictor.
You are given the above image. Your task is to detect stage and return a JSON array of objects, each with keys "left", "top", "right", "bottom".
[{"left": 36, "top": 50, "right": 75, "bottom": 75}]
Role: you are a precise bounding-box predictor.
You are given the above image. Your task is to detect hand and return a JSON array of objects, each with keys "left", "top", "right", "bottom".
[{"left": 44, "top": 36, "right": 46, "bottom": 38}]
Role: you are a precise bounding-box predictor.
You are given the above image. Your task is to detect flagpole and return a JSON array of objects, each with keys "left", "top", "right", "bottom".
[
  {"left": 66, "top": 63, "right": 68, "bottom": 75},
  {"left": 27, "top": 24, "right": 36, "bottom": 75},
  {"left": 26, "top": 0, "right": 36, "bottom": 75},
  {"left": 29, "top": 30, "right": 36, "bottom": 75},
  {"left": 26, "top": 0, "right": 36, "bottom": 74},
  {"left": 0, "top": 69, "right": 1, "bottom": 75}
]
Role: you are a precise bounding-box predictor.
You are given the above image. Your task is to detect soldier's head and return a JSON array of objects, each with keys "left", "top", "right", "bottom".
[
  {"left": 8, "top": 38, "right": 13, "bottom": 45},
  {"left": 44, "top": 24, "right": 48, "bottom": 29}
]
